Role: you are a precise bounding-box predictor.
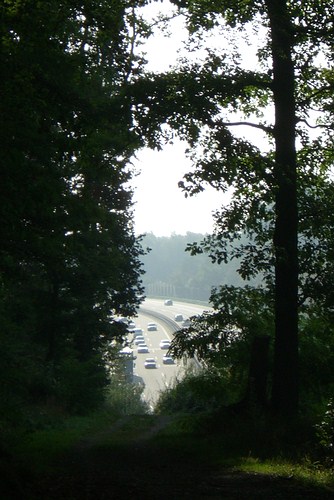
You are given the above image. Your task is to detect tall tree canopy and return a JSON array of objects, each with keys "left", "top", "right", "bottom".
[
  {"left": 0, "top": 0, "right": 148, "bottom": 414},
  {"left": 131, "top": 0, "right": 334, "bottom": 417}
]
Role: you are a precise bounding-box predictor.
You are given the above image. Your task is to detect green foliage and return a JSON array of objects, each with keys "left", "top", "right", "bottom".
[
  {"left": 173, "top": 0, "right": 263, "bottom": 25},
  {"left": 105, "top": 377, "right": 149, "bottom": 415},
  {"left": 315, "top": 399, "right": 334, "bottom": 469},
  {"left": 155, "top": 369, "right": 235, "bottom": 414},
  {"left": 53, "top": 355, "right": 107, "bottom": 415},
  {"left": 170, "top": 286, "right": 273, "bottom": 394},
  {"left": 0, "top": 0, "right": 149, "bottom": 419},
  {"left": 169, "top": 283, "right": 334, "bottom": 413},
  {"left": 299, "top": 311, "right": 334, "bottom": 407},
  {"left": 133, "top": 0, "right": 334, "bottom": 418}
]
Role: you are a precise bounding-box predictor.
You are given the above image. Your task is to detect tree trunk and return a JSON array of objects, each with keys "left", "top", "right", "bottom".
[{"left": 266, "top": 0, "right": 299, "bottom": 417}]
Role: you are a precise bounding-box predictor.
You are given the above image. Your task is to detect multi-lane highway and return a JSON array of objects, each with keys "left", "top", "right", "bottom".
[{"left": 130, "top": 298, "right": 212, "bottom": 410}]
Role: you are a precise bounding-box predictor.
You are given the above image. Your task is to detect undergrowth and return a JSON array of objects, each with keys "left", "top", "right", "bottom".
[{"left": 2, "top": 371, "right": 334, "bottom": 497}]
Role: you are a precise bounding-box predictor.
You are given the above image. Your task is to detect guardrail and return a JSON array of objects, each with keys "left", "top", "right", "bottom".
[
  {"left": 139, "top": 307, "right": 180, "bottom": 333},
  {"left": 145, "top": 295, "right": 210, "bottom": 307}
]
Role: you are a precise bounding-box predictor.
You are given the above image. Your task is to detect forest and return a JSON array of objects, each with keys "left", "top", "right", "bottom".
[
  {"left": 140, "top": 232, "right": 254, "bottom": 302},
  {"left": 1, "top": 0, "right": 334, "bottom": 496}
]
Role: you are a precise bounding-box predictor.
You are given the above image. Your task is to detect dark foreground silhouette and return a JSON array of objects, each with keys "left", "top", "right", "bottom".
[{"left": 3, "top": 415, "right": 334, "bottom": 499}]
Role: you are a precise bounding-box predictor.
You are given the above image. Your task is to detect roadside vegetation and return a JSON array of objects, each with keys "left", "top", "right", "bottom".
[
  {"left": 2, "top": 367, "right": 333, "bottom": 498},
  {"left": 2, "top": 297, "right": 333, "bottom": 497}
]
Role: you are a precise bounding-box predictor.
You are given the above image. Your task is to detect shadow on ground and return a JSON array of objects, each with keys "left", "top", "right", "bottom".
[{"left": 4, "top": 415, "right": 334, "bottom": 500}]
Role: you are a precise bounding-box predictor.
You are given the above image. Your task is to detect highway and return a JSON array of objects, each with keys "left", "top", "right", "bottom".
[
  {"left": 141, "top": 298, "right": 212, "bottom": 325},
  {"left": 130, "top": 298, "right": 212, "bottom": 410}
]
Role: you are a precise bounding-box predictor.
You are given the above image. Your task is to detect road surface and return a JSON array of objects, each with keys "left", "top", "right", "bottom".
[{"left": 130, "top": 298, "right": 212, "bottom": 410}]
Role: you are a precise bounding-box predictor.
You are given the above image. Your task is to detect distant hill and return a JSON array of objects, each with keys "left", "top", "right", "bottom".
[{"left": 140, "top": 232, "right": 248, "bottom": 302}]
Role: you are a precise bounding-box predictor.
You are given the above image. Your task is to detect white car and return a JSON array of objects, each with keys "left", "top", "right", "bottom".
[
  {"left": 132, "top": 328, "right": 143, "bottom": 336},
  {"left": 162, "top": 355, "right": 174, "bottom": 364},
  {"left": 159, "top": 339, "right": 171, "bottom": 349},
  {"left": 137, "top": 344, "right": 149, "bottom": 354},
  {"left": 147, "top": 322, "right": 157, "bottom": 331},
  {"left": 144, "top": 357, "right": 156, "bottom": 369},
  {"left": 164, "top": 299, "right": 173, "bottom": 306},
  {"left": 134, "top": 335, "right": 145, "bottom": 345}
]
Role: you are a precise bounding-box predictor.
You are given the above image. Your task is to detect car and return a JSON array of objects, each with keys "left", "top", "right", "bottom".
[
  {"left": 147, "top": 322, "right": 157, "bottom": 331},
  {"left": 144, "top": 357, "right": 156, "bottom": 369},
  {"left": 174, "top": 314, "right": 183, "bottom": 322},
  {"left": 162, "top": 355, "right": 174, "bottom": 364},
  {"left": 137, "top": 344, "right": 149, "bottom": 354},
  {"left": 127, "top": 321, "right": 136, "bottom": 329},
  {"left": 134, "top": 335, "right": 145, "bottom": 345},
  {"left": 132, "top": 328, "right": 144, "bottom": 337},
  {"left": 159, "top": 339, "right": 171, "bottom": 349},
  {"left": 164, "top": 299, "right": 173, "bottom": 306}
]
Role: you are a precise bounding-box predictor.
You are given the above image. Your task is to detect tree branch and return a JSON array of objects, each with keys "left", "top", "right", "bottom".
[
  {"left": 298, "top": 119, "right": 331, "bottom": 130},
  {"left": 124, "top": 6, "right": 137, "bottom": 84},
  {"left": 213, "top": 118, "right": 273, "bottom": 135}
]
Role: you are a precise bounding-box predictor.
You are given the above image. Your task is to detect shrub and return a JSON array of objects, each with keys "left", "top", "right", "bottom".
[
  {"left": 54, "top": 355, "right": 107, "bottom": 414},
  {"left": 104, "top": 378, "right": 149, "bottom": 415},
  {"left": 155, "top": 369, "right": 230, "bottom": 414},
  {"left": 315, "top": 398, "right": 334, "bottom": 469}
]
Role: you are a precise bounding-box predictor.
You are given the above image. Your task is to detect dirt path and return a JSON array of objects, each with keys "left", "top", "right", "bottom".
[{"left": 20, "top": 415, "right": 334, "bottom": 499}]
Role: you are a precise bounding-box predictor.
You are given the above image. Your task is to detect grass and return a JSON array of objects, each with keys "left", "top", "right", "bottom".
[
  {"left": 149, "top": 410, "right": 334, "bottom": 490},
  {"left": 11, "top": 409, "right": 120, "bottom": 473},
  {"left": 3, "top": 407, "right": 334, "bottom": 498},
  {"left": 238, "top": 456, "right": 334, "bottom": 491}
]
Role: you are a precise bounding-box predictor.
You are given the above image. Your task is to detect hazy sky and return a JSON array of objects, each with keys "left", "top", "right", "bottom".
[
  {"left": 131, "top": 2, "right": 226, "bottom": 237},
  {"left": 132, "top": 142, "right": 227, "bottom": 237}
]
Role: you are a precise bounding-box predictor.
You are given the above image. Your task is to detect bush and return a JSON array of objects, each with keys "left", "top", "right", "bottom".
[
  {"left": 315, "top": 398, "right": 334, "bottom": 469},
  {"left": 54, "top": 355, "right": 107, "bottom": 414},
  {"left": 155, "top": 369, "right": 230, "bottom": 414},
  {"left": 104, "top": 377, "right": 149, "bottom": 415}
]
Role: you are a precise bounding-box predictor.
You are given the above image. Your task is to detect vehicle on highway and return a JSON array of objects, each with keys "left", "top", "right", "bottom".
[
  {"left": 162, "top": 355, "right": 174, "bottom": 364},
  {"left": 132, "top": 328, "right": 144, "bottom": 336},
  {"left": 128, "top": 321, "right": 136, "bottom": 329},
  {"left": 164, "top": 299, "right": 173, "bottom": 306},
  {"left": 134, "top": 335, "right": 145, "bottom": 345},
  {"left": 144, "top": 357, "right": 157, "bottom": 369},
  {"left": 159, "top": 339, "right": 171, "bottom": 349},
  {"left": 137, "top": 344, "right": 149, "bottom": 354},
  {"left": 174, "top": 314, "right": 183, "bottom": 322},
  {"left": 147, "top": 322, "right": 157, "bottom": 331}
]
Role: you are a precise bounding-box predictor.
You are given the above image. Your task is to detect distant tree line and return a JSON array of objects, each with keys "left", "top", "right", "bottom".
[{"left": 140, "top": 232, "right": 257, "bottom": 302}]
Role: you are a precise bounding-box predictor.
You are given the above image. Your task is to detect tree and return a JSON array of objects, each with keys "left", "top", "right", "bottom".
[
  {"left": 266, "top": 0, "right": 298, "bottom": 416},
  {"left": 0, "top": 0, "right": 148, "bottom": 414},
  {"left": 140, "top": 232, "right": 250, "bottom": 301},
  {"left": 131, "top": 0, "right": 334, "bottom": 417}
]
